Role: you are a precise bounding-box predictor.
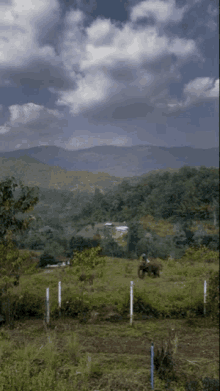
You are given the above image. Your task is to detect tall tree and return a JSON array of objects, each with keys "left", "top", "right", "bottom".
[
  {"left": 0, "top": 177, "right": 39, "bottom": 293},
  {"left": 126, "top": 220, "right": 145, "bottom": 257},
  {"left": 0, "top": 176, "right": 39, "bottom": 242}
]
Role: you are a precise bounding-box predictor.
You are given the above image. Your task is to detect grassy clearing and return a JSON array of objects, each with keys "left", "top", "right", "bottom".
[
  {"left": 0, "top": 317, "right": 219, "bottom": 390},
  {"left": 1, "top": 247, "right": 219, "bottom": 390},
  {"left": 10, "top": 248, "right": 218, "bottom": 321}
]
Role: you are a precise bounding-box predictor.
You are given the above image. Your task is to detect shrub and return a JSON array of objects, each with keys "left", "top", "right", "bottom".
[
  {"left": 202, "top": 377, "right": 219, "bottom": 391},
  {"left": 173, "top": 225, "right": 192, "bottom": 249},
  {"left": 206, "top": 270, "right": 219, "bottom": 320},
  {"left": 100, "top": 237, "right": 125, "bottom": 258},
  {"left": 69, "top": 235, "right": 100, "bottom": 253},
  {"left": 154, "top": 341, "right": 176, "bottom": 382},
  {"left": 71, "top": 246, "right": 106, "bottom": 277},
  {"left": 39, "top": 252, "right": 57, "bottom": 268},
  {"left": 1, "top": 291, "right": 44, "bottom": 322},
  {"left": 136, "top": 233, "right": 174, "bottom": 260},
  {"left": 193, "top": 231, "right": 219, "bottom": 251}
]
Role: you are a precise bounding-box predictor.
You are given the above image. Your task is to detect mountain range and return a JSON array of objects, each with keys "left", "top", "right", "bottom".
[
  {"left": 0, "top": 144, "right": 219, "bottom": 175},
  {"left": 0, "top": 144, "right": 218, "bottom": 192}
]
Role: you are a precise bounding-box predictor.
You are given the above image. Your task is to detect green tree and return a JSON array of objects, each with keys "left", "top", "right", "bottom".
[
  {"left": 126, "top": 220, "right": 145, "bottom": 257},
  {"left": 0, "top": 177, "right": 39, "bottom": 293},
  {"left": 71, "top": 246, "right": 106, "bottom": 277},
  {"left": 0, "top": 176, "right": 39, "bottom": 242}
]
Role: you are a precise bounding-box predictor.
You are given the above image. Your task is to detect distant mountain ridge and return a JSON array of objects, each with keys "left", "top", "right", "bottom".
[
  {"left": 0, "top": 144, "right": 218, "bottom": 178},
  {"left": 0, "top": 155, "right": 123, "bottom": 193}
]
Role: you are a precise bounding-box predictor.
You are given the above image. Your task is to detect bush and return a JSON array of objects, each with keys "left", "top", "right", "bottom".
[
  {"left": 193, "top": 231, "right": 219, "bottom": 251},
  {"left": 69, "top": 235, "right": 100, "bottom": 253},
  {"left": 206, "top": 270, "right": 219, "bottom": 320},
  {"left": 39, "top": 252, "right": 57, "bottom": 268},
  {"left": 173, "top": 225, "right": 192, "bottom": 249},
  {"left": 100, "top": 237, "right": 125, "bottom": 258},
  {"left": 136, "top": 233, "right": 174, "bottom": 260},
  {"left": 154, "top": 341, "right": 176, "bottom": 382},
  {"left": 1, "top": 291, "right": 45, "bottom": 323},
  {"left": 202, "top": 377, "right": 219, "bottom": 391}
]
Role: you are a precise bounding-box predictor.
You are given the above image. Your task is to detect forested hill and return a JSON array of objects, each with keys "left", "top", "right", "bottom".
[
  {"left": 8, "top": 165, "right": 219, "bottom": 257},
  {"left": 76, "top": 166, "right": 219, "bottom": 227}
]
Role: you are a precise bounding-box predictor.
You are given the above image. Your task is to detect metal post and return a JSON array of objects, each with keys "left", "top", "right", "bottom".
[
  {"left": 130, "top": 281, "right": 133, "bottom": 326},
  {"left": 204, "top": 280, "right": 207, "bottom": 316},
  {"left": 46, "top": 288, "right": 50, "bottom": 325},
  {"left": 58, "top": 281, "right": 61, "bottom": 317},
  {"left": 151, "top": 342, "right": 154, "bottom": 389}
]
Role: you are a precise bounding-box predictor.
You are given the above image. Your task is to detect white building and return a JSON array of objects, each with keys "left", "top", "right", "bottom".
[{"left": 115, "top": 226, "right": 129, "bottom": 232}]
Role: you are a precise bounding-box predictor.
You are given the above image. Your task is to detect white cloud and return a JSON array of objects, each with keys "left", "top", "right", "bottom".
[
  {"left": 0, "top": 102, "right": 67, "bottom": 148},
  {"left": 65, "top": 130, "right": 132, "bottom": 150},
  {"left": 184, "top": 77, "right": 219, "bottom": 101},
  {"left": 0, "top": 0, "right": 60, "bottom": 66},
  {"left": 0, "top": 0, "right": 70, "bottom": 90},
  {"left": 8, "top": 103, "right": 64, "bottom": 126},
  {"left": 0, "top": 0, "right": 218, "bottom": 151},
  {"left": 0, "top": 124, "right": 11, "bottom": 135},
  {"left": 165, "top": 77, "right": 219, "bottom": 113},
  {"left": 54, "top": 10, "right": 198, "bottom": 118},
  {"left": 130, "top": 0, "right": 187, "bottom": 24}
]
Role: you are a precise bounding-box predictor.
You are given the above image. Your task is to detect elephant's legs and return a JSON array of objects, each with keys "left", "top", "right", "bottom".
[{"left": 138, "top": 266, "right": 145, "bottom": 279}]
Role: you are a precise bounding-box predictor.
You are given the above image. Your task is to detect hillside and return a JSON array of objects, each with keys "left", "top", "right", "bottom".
[
  {"left": 0, "top": 144, "right": 218, "bottom": 178},
  {"left": 0, "top": 156, "right": 123, "bottom": 193}
]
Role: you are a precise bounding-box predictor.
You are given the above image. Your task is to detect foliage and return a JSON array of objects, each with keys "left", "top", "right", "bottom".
[
  {"left": 154, "top": 341, "right": 177, "bottom": 382},
  {"left": 0, "top": 176, "right": 39, "bottom": 241},
  {"left": 73, "top": 166, "right": 219, "bottom": 229},
  {"left": 181, "top": 246, "right": 219, "bottom": 264},
  {"left": 100, "top": 237, "right": 126, "bottom": 258},
  {"left": 206, "top": 270, "right": 219, "bottom": 320},
  {"left": 202, "top": 377, "right": 219, "bottom": 391},
  {"left": 140, "top": 215, "right": 175, "bottom": 237},
  {"left": 71, "top": 246, "right": 106, "bottom": 277},
  {"left": 44, "top": 241, "right": 65, "bottom": 258},
  {"left": 136, "top": 232, "right": 175, "bottom": 260},
  {"left": 0, "top": 231, "right": 29, "bottom": 294},
  {"left": 126, "top": 220, "right": 145, "bottom": 256},
  {"left": 0, "top": 177, "right": 39, "bottom": 296},
  {"left": 39, "top": 252, "right": 57, "bottom": 268},
  {"left": 193, "top": 231, "right": 219, "bottom": 251},
  {"left": 69, "top": 235, "right": 100, "bottom": 254}
]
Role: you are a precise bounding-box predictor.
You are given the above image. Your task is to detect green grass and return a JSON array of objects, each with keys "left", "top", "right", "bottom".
[
  {"left": 0, "top": 317, "right": 218, "bottom": 390},
  {"left": 1, "top": 246, "right": 219, "bottom": 390},
  {"left": 6, "top": 247, "right": 219, "bottom": 323}
]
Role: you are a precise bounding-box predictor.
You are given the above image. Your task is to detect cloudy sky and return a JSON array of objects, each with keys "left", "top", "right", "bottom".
[{"left": 0, "top": 0, "right": 219, "bottom": 152}]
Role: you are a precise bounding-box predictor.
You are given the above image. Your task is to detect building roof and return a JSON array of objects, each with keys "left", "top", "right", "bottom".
[{"left": 115, "top": 226, "right": 128, "bottom": 231}]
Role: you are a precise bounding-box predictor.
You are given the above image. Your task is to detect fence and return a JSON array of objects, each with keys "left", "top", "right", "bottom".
[
  {"left": 0, "top": 278, "right": 212, "bottom": 390},
  {"left": 0, "top": 277, "right": 209, "bottom": 328}
]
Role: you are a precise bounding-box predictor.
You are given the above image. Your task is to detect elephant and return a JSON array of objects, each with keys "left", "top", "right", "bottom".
[{"left": 138, "top": 260, "right": 160, "bottom": 279}]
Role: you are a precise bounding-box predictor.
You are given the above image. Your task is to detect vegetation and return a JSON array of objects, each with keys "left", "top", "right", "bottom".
[
  {"left": 0, "top": 166, "right": 219, "bottom": 389},
  {"left": 0, "top": 177, "right": 39, "bottom": 294},
  {"left": 0, "top": 246, "right": 219, "bottom": 390}
]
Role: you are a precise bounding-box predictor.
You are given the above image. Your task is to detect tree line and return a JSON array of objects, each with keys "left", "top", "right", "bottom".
[
  {"left": 77, "top": 165, "right": 219, "bottom": 227},
  {"left": 0, "top": 165, "right": 219, "bottom": 275}
]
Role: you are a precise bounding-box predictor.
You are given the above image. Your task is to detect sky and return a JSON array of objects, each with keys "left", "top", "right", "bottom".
[{"left": 0, "top": 0, "right": 219, "bottom": 152}]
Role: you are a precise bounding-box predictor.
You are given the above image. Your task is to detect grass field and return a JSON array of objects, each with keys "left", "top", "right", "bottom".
[
  {"left": 0, "top": 316, "right": 219, "bottom": 390},
  {"left": 0, "top": 246, "right": 219, "bottom": 390}
]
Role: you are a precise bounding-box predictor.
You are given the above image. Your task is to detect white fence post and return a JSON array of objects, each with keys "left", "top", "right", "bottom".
[
  {"left": 58, "top": 281, "right": 61, "bottom": 317},
  {"left": 46, "top": 287, "right": 50, "bottom": 325},
  {"left": 130, "top": 281, "right": 134, "bottom": 326},
  {"left": 204, "top": 280, "right": 207, "bottom": 316}
]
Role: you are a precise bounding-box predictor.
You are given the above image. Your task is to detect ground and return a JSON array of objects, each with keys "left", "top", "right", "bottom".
[{"left": 1, "top": 316, "right": 219, "bottom": 390}]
